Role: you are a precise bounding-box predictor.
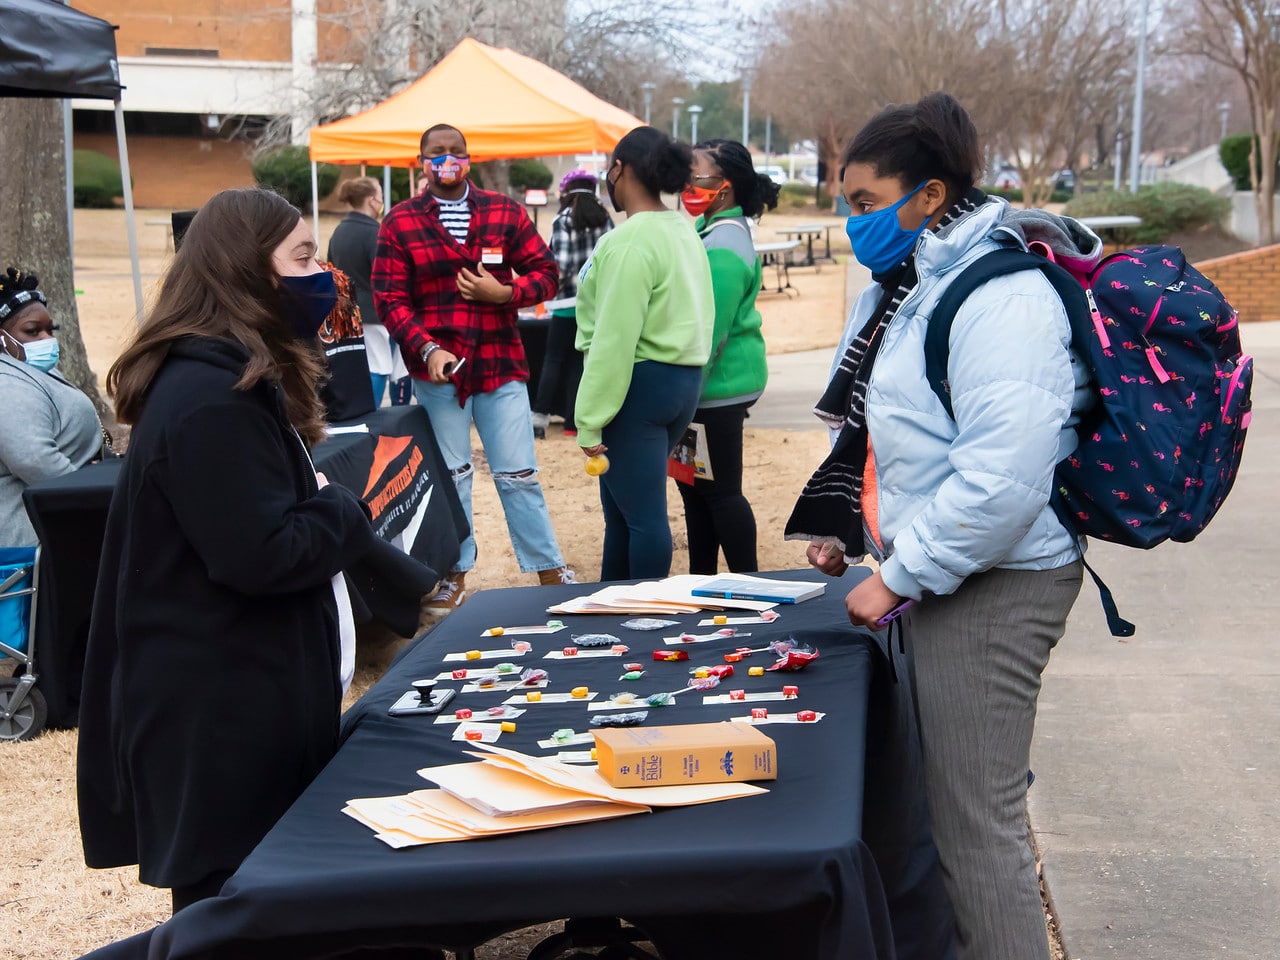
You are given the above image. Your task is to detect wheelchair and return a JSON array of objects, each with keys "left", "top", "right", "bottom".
[{"left": 0, "top": 546, "right": 46, "bottom": 741}]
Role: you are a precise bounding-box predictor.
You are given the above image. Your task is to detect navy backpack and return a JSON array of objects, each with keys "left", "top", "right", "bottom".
[{"left": 925, "top": 244, "right": 1253, "bottom": 636}]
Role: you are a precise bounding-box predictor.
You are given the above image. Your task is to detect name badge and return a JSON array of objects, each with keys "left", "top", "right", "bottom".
[{"left": 481, "top": 247, "right": 504, "bottom": 266}]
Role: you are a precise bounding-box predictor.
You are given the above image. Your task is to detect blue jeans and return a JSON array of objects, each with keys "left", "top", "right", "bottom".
[
  {"left": 597, "top": 361, "right": 702, "bottom": 581},
  {"left": 414, "top": 378, "right": 564, "bottom": 575},
  {"left": 371, "top": 374, "right": 413, "bottom": 407}
]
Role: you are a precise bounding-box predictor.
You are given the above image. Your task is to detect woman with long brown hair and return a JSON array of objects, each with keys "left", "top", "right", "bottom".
[{"left": 77, "top": 188, "right": 383, "bottom": 913}]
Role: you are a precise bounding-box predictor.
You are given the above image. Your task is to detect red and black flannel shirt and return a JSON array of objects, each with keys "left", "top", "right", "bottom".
[{"left": 371, "top": 187, "right": 559, "bottom": 405}]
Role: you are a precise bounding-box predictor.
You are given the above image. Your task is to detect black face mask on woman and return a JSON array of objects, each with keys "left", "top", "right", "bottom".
[
  {"left": 605, "top": 164, "right": 622, "bottom": 213},
  {"left": 278, "top": 271, "right": 338, "bottom": 340}
]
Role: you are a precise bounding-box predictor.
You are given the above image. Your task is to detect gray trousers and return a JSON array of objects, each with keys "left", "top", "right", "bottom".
[{"left": 905, "top": 562, "right": 1083, "bottom": 960}]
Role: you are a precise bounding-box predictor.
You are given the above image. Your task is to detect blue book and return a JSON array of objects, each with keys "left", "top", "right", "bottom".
[{"left": 690, "top": 576, "right": 824, "bottom": 605}]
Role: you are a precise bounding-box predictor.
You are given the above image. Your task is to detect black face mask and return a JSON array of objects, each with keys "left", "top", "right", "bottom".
[
  {"left": 605, "top": 164, "right": 622, "bottom": 212},
  {"left": 278, "top": 271, "right": 338, "bottom": 340}
]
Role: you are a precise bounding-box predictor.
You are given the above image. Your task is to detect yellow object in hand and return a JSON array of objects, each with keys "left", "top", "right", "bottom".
[{"left": 584, "top": 454, "right": 610, "bottom": 477}]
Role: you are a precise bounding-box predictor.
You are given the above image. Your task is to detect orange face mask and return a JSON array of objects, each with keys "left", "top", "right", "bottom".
[{"left": 681, "top": 180, "right": 728, "bottom": 217}]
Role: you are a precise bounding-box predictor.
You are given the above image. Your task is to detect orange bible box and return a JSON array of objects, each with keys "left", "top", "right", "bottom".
[{"left": 592, "top": 722, "right": 777, "bottom": 788}]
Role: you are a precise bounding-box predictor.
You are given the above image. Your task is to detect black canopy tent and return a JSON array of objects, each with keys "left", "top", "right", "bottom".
[{"left": 0, "top": 0, "right": 143, "bottom": 320}]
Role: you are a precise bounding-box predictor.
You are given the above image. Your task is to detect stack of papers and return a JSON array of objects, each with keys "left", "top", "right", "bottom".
[
  {"left": 342, "top": 743, "right": 768, "bottom": 848},
  {"left": 547, "top": 574, "right": 780, "bottom": 616}
]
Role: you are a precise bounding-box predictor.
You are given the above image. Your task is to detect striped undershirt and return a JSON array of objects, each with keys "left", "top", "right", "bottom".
[{"left": 436, "top": 185, "right": 471, "bottom": 243}]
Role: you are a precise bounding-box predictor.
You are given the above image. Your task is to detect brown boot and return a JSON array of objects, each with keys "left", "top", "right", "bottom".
[
  {"left": 424, "top": 572, "right": 467, "bottom": 618},
  {"left": 536, "top": 566, "right": 576, "bottom": 586}
]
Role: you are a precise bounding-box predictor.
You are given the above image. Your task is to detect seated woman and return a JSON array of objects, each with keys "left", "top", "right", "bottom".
[{"left": 0, "top": 268, "right": 106, "bottom": 546}]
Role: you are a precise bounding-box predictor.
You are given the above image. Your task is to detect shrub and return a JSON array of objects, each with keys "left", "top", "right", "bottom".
[
  {"left": 986, "top": 185, "right": 1074, "bottom": 204},
  {"left": 1218, "top": 133, "right": 1280, "bottom": 192},
  {"left": 252, "top": 146, "right": 340, "bottom": 212},
  {"left": 777, "top": 183, "right": 812, "bottom": 210},
  {"left": 1063, "top": 182, "right": 1229, "bottom": 243},
  {"left": 73, "top": 149, "right": 125, "bottom": 208},
  {"left": 509, "top": 158, "right": 554, "bottom": 192}
]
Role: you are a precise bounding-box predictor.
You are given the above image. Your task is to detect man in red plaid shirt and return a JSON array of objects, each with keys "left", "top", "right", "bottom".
[{"left": 373, "top": 123, "right": 575, "bottom": 615}]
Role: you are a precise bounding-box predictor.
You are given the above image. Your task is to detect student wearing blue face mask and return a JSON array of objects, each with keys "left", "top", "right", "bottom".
[
  {"left": 0, "top": 267, "right": 106, "bottom": 546},
  {"left": 788, "top": 93, "right": 1095, "bottom": 960}
]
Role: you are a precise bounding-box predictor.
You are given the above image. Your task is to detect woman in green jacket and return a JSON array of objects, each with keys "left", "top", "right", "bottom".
[{"left": 676, "top": 139, "right": 780, "bottom": 573}]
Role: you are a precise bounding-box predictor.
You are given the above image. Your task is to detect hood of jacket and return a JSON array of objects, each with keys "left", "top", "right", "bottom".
[
  {"left": 166, "top": 335, "right": 253, "bottom": 375},
  {"left": 996, "top": 205, "right": 1105, "bottom": 277}
]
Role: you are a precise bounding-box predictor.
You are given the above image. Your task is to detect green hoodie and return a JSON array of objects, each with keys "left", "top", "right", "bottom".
[
  {"left": 573, "top": 210, "right": 713, "bottom": 448},
  {"left": 694, "top": 207, "right": 768, "bottom": 406}
]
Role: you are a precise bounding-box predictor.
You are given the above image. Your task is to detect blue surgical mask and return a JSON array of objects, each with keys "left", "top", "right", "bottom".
[
  {"left": 279, "top": 271, "right": 338, "bottom": 340},
  {"left": 844, "top": 181, "right": 930, "bottom": 274},
  {"left": 22, "top": 337, "right": 59, "bottom": 373}
]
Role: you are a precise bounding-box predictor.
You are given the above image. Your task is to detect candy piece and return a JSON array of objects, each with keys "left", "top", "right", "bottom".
[
  {"left": 688, "top": 676, "right": 721, "bottom": 691},
  {"left": 751, "top": 708, "right": 768, "bottom": 720},
  {"left": 511, "top": 640, "right": 533, "bottom": 653},
  {"left": 624, "top": 662, "right": 644, "bottom": 672},
  {"left": 520, "top": 668, "right": 548, "bottom": 686},
  {"left": 710, "top": 664, "right": 735, "bottom": 678},
  {"left": 563, "top": 646, "right": 579, "bottom": 657},
  {"left": 653, "top": 649, "right": 689, "bottom": 661},
  {"left": 487, "top": 705, "right": 508, "bottom": 716},
  {"left": 693, "top": 667, "right": 710, "bottom": 679},
  {"left": 500, "top": 721, "right": 517, "bottom": 733},
  {"left": 573, "top": 633, "right": 621, "bottom": 648},
  {"left": 477, "top": 677, "right": 497, "bottom": 689},
  {"left": 465, "top": 649, "right": 482, "bottom": 660},
  {"left": 589, "top": 711, "right": 648, "bottom": 727},
  {"left": 646, "top": 692, "right": 673, "bottom": 706},
  {"left": 570, "top": 686, "right": 590, "bottom": 699},
  {"left": 495, "top": 662, "right": 517, "bottom": 674},
  {"left": 729, "top": 689, "right": 747, "bottom": 701},
  {"left": 590, "top": 747, "right": 599, "bottom": 760},
  {"left": 621, "top": 671, "right": 645, "bottom": 681},
  {"left": 464, "top": 729, "right": 484, "bottom": 741},
  {"left": 547, "top": 620, "right": 564, "bottom": 628},
  {"left": 455, "top": 708, "right": 473, "bottom": 720},
  {"left": 525, "top": 690, "right": 542, "bottom": 702},
  {"left": 748, "top": 666, "right": 765, "bottom": 677},
  {"left": 783, "top": 685, "right": 799, "bottom": 698},
  {"left": 452, "top": 669, "right": 468, "bottom": 680},
  {"left": 724, "top": 652, "right": 743, "bottom": 663},
  {"left": 769, "top": 647, "right": 820, "bottom": 672},
  {"left": 713, "top": 615, "right": 728, "bottom": 625},
  {"left": 552, "top": 728, "right": 575, "bottom": 743},
  {"left": 610, "top": 692, "right": 638, "bottom": 705},
  {"left": 797, "top": 710, "right": 818, "bottom": 722},
  {"left": 620, "top": 617, "right": 680, "bottom": 631},
  {"left": 611, "top": 644, "right": 630, "bottom": 654},
  {"left": 584, "top": 453, "right": 610, "bottom": 476},
  {"left": 490, "top": 627, "right": 505, "bottom": 636}
]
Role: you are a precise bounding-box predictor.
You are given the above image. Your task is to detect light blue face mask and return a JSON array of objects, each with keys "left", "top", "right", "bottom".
[
  {"left": 844, "top": 181, "right": 930, "bottom": 274},
  {"left": 21, "top": 337, "right": 59, "bottom": 373}
]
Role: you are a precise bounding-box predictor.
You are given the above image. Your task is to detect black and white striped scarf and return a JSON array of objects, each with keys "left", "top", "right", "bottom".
[{"left": 784, "top": 190, "right": 982, "bottom": 556}]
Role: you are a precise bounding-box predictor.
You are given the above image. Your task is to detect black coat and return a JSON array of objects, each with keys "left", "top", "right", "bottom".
[
  {"left": 77, "top": 336, "right": 382, "bottom": 889},
  {"left": 327, "top": 211, "right": 381, "bottom": 328}
]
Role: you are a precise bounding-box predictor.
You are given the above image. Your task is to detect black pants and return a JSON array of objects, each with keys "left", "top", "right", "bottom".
[
  {"left": 677, "top": 402, "right": 758, "bottom": 575},
  {"left": 531, "top": 311, "right": 584, "bottom": 432}
]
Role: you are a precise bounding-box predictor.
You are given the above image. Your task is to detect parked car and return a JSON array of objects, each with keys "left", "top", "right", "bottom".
[
  {"left": 1052, "top": 169, "right": 1075, "bottom": 194},
  {"left": 992, "top": 167, "right": 1021, "bottom": 190},
  {"left": 799, "top": 165, "right": 820, "bottom": 187},
  {"left": 755, "top": 165, "right": 788, "bottom": 186}
]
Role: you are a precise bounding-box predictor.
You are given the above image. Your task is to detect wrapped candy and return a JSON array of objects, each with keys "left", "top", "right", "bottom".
[
  {"left": 645, "top": 692, "right": 674, "bottom": 706},
  {"left": 551, "top": 728, "right": 576, "bottom": 743},
  {"left": 687, "top": 675, "right": 721, "bottom": 691},
  {"left": 768, "top": 645, "right": 820, "bottom": 672},
  {"left": 689, "top": 663, "right": 734, "bottom": 679},
  {"left": 653, "top": 649, "right": 689, "bottom": 661},
  {"left": 620, "top": 670, "right": 645, "bottom": 681},
  {"left": 519, "top": 667, "right": 549, "bottom": 686},
  {"left": 590, "top": 711, "right": 648, "bottom": 727},
  {"left": 623, "top": 662, "right": 644, "bottom": 672},
  {"left": 609, "top": 692, "right": 639, "bottom": 706},
  {"left": 621, "top": 618, "right": 680, "bottom": 631},
  {"left": 495, "top": 662, "right": 518, "bottom": 674},
  {"left": 511, "top": 640, "right": 533, "bottom": 653},
  {"left": 572, "top": 633, "right": 622, "bottom": 648}
]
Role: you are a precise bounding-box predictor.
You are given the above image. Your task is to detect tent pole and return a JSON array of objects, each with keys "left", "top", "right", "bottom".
[
  {"left": 114, "top": 101, "right": 144, "bottom": 324},
  {"left": 311, "top": 161, "right": 320, "bottom": 247},
  {"left": 383, "top": 165, "right": 392, "bottom": 208}
]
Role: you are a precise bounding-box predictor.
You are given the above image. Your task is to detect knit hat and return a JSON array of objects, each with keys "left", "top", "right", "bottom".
[
  {"left": 0, "top": 268, "right": 47, "bottom": 323},
  {"left": 559, "top": 168, "right": 598, "bottom": 193}
]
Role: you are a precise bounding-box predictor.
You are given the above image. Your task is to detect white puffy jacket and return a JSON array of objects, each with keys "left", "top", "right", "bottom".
[{"left": 832, "top": 197, "right": 1087, "bottom": 600}]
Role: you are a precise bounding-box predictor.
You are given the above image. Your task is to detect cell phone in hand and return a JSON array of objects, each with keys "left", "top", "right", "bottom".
[
  {"left": 875, "top": 598, "right": 914, "bottom": 628},
  {"left": 443, "top": 356, "right": 466, "bottom": 378}
]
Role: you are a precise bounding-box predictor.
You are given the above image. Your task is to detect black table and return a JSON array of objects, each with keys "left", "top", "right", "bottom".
[
  {"left": 23, "top": 406, "right": 468, "bottom": 729},
  {"left": 93, "top": 570, "right": 956, "bottom": 960}
]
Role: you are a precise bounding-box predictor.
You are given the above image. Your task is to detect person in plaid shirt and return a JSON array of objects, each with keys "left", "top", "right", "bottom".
[
  {"left": 530, "top": 169, "right": 614, "bottom": 439},
  {"left": 373, "top": 123, "right": 574, "bottom": 615}
]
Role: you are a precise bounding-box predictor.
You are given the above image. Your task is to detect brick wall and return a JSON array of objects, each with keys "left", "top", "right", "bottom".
[{"left": 1195, "top": 244, "right": 1280, "bottom": 323}]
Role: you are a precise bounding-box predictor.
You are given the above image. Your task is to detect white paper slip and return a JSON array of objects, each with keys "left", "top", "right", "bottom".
[
  {"left": 589, "top": 697, "right": 675, "bottom": 711},
  {"left": 460, "top": 679, "right": 549, "bottom": 694},
  {"left": 482, "top": 624, "right": 568, "bottom": 637},
  {"left": 731, "top": 711, "right": 827, "bottom": 725},
  {"left": 555, "top": 751, "right": 597, "bottom": 764},
  {"left": 542, "top": 648, "right": 629, "bottom": 660},
  {"left": 325, "top": 423, "right": 370, "bottom": 435},
  {"left": 504, "top": 691, "right": 597, "bottom": 704},
  {"left": 434, "top": 707, "right": 525, "bottom": 725},
  {"left": 703, "top": 691, "right": 797, "bottom": 705},
  {"left": 450, "top": 723, "right": 506, "bottom": 743},
  {"left": 536, "top": 731, "right": 595, "bottom": 749},
  {"left": 434, "top": 666, "right": 525, "bottom": 682},
  {"left": 443, "top": 649, "right": 531, "bottom": 662},
  {"left": 696, "top": 611, "right": 780, "bottom": 626}
]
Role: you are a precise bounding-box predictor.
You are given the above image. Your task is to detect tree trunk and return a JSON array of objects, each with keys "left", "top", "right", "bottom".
[{"left": 0, "top": 98, "right": 113, "bottom": 425}]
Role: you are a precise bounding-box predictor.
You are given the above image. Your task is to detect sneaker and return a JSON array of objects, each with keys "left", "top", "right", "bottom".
[
  {"left": 531, "top": 412, "right": 549, "bottom": 440},
  {"left": 537, "top": 566, "right": 576, "bottom": 586},
  {"left": 562, "top": 428, "right": 577, "bottom": 438},
  {"left": 424, "top": 572, "right": 467, "bottom": 617}
]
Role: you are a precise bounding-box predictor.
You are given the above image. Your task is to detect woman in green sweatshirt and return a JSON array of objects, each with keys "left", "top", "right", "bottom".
[
  {"left": 574, "top": 126, "right": 714, "bottom": 581},
  {"left": 675, "top": 139, "right": 780, "bottom": 573}
]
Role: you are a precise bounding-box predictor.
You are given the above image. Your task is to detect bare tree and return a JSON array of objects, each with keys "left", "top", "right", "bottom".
[
  {"left": 0, "top": 98, "right": 111, "bottom": 423},
  {"left": 1180, "top": 0, "right": 1280, "bottom": 244}
]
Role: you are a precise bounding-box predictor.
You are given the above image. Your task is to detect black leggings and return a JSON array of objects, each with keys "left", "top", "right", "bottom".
[
  {"left": 677, "top": 402, "right": 757, "bottom": 575},
  {"left": 531, "top": 311, "right": 584, "bottom": 431}
]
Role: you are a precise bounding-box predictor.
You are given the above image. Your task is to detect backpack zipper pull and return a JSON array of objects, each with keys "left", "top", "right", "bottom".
[{"left": 1085, "top": 288, "right": 1110, "bottom": 349}]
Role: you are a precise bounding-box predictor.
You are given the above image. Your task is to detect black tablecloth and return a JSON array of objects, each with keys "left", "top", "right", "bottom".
[
  {"left": 23, "top": 406, "right": 467, "bottom": 729},
  {"left": 517, "top": 314, "right": 550, "bottom": 403},
  {"left": 94, "top": 570, "right": 955, "bottom": 960}
]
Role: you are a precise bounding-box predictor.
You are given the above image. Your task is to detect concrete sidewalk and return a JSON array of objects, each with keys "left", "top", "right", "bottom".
[{"left": 1030, "top": 320, "right": 1280, "bottom": 959}]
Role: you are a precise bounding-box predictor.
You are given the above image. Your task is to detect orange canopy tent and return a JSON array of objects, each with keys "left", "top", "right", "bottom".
[{"left": 308, "top": 38, "right": 643, "bottom": 167}]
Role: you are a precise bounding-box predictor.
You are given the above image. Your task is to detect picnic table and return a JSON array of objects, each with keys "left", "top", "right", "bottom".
[
  {"left": 754, "top": 239, "right": 802, "bottom": 296},
  {"left": 777, "top": 222, "right": 840, "bottom": 268}
]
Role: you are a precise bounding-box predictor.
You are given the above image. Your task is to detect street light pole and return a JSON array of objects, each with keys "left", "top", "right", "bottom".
[
  {"left": 1128, "top": 0, "right": 1150, "bottom": 193},
  {"left": 1219, "top": 101, "right": 1231, "bottom": 142},
  {"left": 688, "top": 104, "right": 703, "bottom": 144},
  {"left": 641, "top": 82, "right": 655, "bottom": 126},
  {"left": 672, "top": 98, "right": 685, "bottom": 140},
  {"left": 742, "top": 73, "right": 752, "bottom": 146}
]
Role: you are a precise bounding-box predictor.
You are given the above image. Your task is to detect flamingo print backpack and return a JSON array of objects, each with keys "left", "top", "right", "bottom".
[{"left": 925, "top": 243, "right": 1253, "bottom": 635}]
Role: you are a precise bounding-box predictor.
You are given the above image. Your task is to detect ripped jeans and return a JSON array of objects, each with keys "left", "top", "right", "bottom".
[{"left": 414, "top": 377, "right": 565, "bottom": 575}]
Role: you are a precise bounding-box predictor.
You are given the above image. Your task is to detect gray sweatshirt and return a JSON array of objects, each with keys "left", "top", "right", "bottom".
[{"left": 0, "top": 353, "right": 103, "bottom": 545}]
